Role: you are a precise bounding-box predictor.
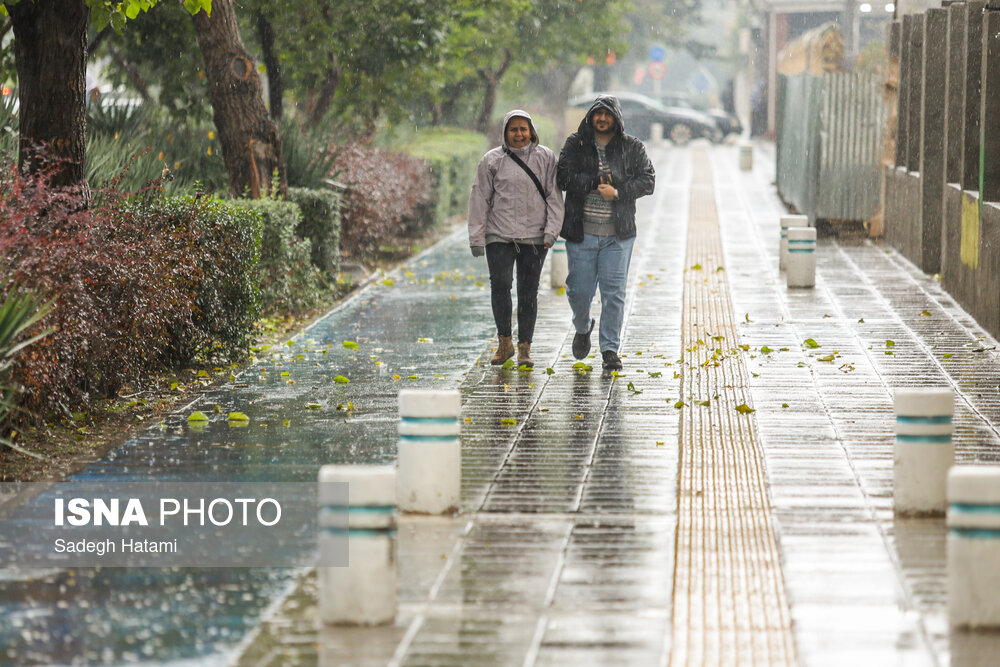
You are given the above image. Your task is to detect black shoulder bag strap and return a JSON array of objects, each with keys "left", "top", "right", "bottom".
[{"left": 502, "top": 146, "right": 547, "bottom": 201}]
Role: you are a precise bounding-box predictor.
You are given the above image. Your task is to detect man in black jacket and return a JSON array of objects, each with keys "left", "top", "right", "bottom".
[{"left": 557, "top": 95, "right": 655, "bottom": 370}]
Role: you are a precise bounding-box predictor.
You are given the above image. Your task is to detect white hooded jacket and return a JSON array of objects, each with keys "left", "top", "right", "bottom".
[{"left": 467, "top": 109, "right": 564, "bottom": 248}]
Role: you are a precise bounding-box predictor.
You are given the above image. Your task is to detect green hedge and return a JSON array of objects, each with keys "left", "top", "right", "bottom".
[
  {"left": 161, "top": 196, "right": 263, "bottom": 363},
  {"left": 234, "top": 197, "right": 325, "bottom": 315},
  {"left": 399, "top": 128, "right": 487, "bottom": 227},
  {"left": 288, "top": 187, "right": 341, "bottom": 275}
]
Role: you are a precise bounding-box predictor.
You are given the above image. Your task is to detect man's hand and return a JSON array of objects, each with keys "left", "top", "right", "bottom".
[{"left": 597, "top": 183, "right": 617, "bottom": 202}]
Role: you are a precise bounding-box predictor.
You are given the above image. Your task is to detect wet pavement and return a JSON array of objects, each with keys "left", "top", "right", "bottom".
[{"left": 3, "top": 141, "right": 1000, "bottom": 665}]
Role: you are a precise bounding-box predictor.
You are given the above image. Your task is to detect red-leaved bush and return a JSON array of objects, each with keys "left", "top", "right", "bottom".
[
  {"left": 0, "top": 163, "right": 260, "bottom": 420},
  {"left": 333, "top": 145, "right": 434, "bottom": 261}
]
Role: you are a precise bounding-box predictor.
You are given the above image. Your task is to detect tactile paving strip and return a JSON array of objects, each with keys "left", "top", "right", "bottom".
[{"left": 669, "top": 149, "right": 797, "bottom": 666}]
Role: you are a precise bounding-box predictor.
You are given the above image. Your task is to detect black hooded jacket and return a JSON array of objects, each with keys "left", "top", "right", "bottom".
[{"left": 556, "top": 95, "right": 655, "bottom": 242}]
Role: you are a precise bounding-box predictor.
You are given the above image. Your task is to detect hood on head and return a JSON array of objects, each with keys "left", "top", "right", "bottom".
[
  {"left": 579, "top": 95, "right": 625, "bottom": 137},
  {"left": 502, "top": 109, "right": 539, "bottom": 147}
]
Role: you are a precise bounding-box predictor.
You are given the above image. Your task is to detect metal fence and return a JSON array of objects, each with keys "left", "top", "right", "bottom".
[{"left": 776, "top": 72, "right": 887, "bottom": 223}]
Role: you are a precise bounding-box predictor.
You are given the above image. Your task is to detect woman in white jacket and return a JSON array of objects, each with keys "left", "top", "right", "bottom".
[{"left": 467, "top": 109, "right": 564, "bottom": 368}]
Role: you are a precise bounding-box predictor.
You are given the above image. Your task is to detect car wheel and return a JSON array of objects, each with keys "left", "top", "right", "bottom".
[{"left": 669, "top": 124, "right": 692, "bottom": 146}]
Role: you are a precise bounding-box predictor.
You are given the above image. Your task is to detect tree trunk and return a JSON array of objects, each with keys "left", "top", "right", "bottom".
[
  {"left": 476, "top": 49, "right": 511, "bottom": 136},
  {"left": 306, "top": 61, "right": 340, "bottom": 130},
  {"left": 190, "top": 0, "right": 286, "bottom": 198},
  {"left": 9, "top": 0, "right": 90, "bottom": 187},
  {"left": 256, "top": 11, "right": 283, "bottom": 122}
]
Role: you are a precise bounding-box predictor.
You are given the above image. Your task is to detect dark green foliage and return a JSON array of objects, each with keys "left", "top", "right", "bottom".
[
  {"left": 400, "top": 128, "right": 487, "bottom": 227},
  {"left": 84, "top": 101, "right": 228, "bottom": 194},
  {"left": 0, "top": 94, "right": 18, "bottom": 158},
  {"left": 155, "top": 197, "right": 263, "bottom": 363},
  {"left": 281, "top": 120, "right": 341, "bottom": 190},
  {"left": 0, "top": 281, "right": 54, "bottom": 455},
  {"left": 93, "top": 0, "right": 213, "bottom": 123},
  {"left": 288, "top": 187, "right": 341, "bottom": 275},
  {"left": 234, "top": 197, "right": 325, "bottom": 314}
]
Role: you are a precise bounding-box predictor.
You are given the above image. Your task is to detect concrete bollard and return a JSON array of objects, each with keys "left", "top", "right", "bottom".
[
  {"left": 550, "top": 239, "right": 568, "bottom": 289},
  {"left": 650, "top": 122, "right": 664, "bottom": 146},
  {"left": 779, "top": 214, "right": 809, "bottom": 271},
  {"left": 738, "top": 141, "right": 753, "bottom": 171},
  {"left": 947, "top": 465, "right": 1000, "bottom": 628},
  {"left": 397, "top": 388, "right": 461, "bottom": 514},
  {"left": 318, "top": 464, "right": 396, "bottom": 626},
  {"left": 894, "top": 388, "right": 954, "bottom": 515},
  {"left": 785, "top": 226, "right": 817, "bottom": 288}
]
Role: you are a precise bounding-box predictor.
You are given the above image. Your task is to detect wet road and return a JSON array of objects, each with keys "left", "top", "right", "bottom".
[{"left": 3, "top": 142, "right": 1000, "bottom": 665}]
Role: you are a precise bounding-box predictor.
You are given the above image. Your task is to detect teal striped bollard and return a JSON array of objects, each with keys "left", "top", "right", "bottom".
[
  {"left": 318, "top": 464, "right": 396, "bottom": 625},
  {"left": 397, "top": 389, "right": 461, "bottom": 514},
  {"left": 894, "top": 388, "right": 954, "bottom": 515},
  {"left": 785, "top": 226, "right": 816, "bottom": 288},
  {"left": 779, "top": 214, "right": 808, "bottom": 271},
  {"left": 948, "top": 465, "right": 1000, "bottom": 627}
]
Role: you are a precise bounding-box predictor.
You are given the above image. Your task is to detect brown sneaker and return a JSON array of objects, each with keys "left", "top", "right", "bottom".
[
  {"left": 490, "top": 335, "right": 515, "bottom": 365},
  {"left": 517, "top": 342, "right": 533, "bottom": 368}
]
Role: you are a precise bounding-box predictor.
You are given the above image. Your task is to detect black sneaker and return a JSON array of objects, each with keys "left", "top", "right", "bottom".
[
  {"left": 602, "top": 350, "right": 622, "bottom": 371},
  {"left": 572, "top": 318, "right": 595, "bottom": 359}
]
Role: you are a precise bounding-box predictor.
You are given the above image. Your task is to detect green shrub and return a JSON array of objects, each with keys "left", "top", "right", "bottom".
[
  {"left": 234, "top": 197, "right": 325, "bottom": 314},
  {"left": 281, "top": 121, "right": 341, "bottom": 190},
  {"left": 157, "top": 197, "right": 263, "bottom": 363},
  {"left": 288, "top": 187, "right": 342, "bottom": 275},
  {"left": 0, "top": 94, "right": 18, "bottom": 159},
  {"left": 398, "top": 127, "right": 487, "bottom": 227},
  {"left": 85, "top": 132, "right": 167, "bottom": 192},
  {"left": 0, "top": 282, "right": 54, "bottom": 455},
  {"left": 85, "top": 104, "right": 228, "bottom": 195}
]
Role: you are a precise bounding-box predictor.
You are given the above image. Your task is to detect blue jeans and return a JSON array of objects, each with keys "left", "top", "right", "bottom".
[{"left": 565, "top": 234, "right": 634, "bottom": 354}]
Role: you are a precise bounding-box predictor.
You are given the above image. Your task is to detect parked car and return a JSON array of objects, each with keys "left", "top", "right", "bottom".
[
  {"left": 659, "top": 91, "right": 743, "bottom": 139},
  {"left": 566, "top": 91, "right": 719, "bottom": 145}
]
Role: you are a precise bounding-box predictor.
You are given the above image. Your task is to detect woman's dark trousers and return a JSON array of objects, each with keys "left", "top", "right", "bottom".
[{"left": 485, "top": 242, "right": 548, "bottom": 343}]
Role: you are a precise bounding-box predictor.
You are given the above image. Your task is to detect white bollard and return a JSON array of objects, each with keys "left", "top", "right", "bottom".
[
  {"left": 397, "top": 389, "right": 461, "bottom": 514},
  {"left": 785, "top": 226, "right": 817, "bottom": 288},
  {"left": 550, "top": 239, "right": 568, "bottom": 289},
  {"left": 650, "top": 122, "right": 664, "bottom": 146},
  {"left": 947, "top": 465, "right": 1000, "bottom": 628},
  {"left": 318, "top": 464, "right": 396, "bottom": 626},
  {"left": 894, "top": 388, "right": 954, "bottom": 515},
  {"left": 779, "top": 214, "right": 809, "bottom": 271},
  {"left": 738, "top": 141, "right": 753, "bottom": 171}
]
